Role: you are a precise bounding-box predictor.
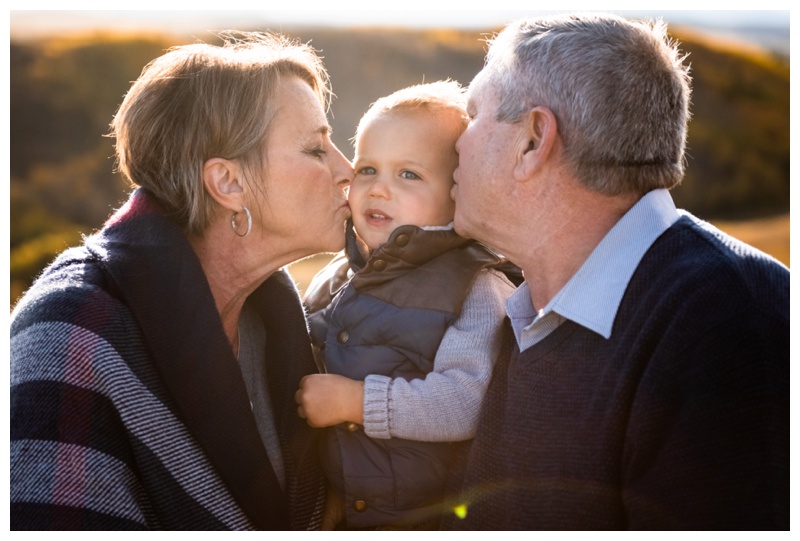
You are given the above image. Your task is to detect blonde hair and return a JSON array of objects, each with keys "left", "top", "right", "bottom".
[
  {"left": 110, "top": 31, "right": 331, "bottom": 234},
  {"left": 355, "top": 80, "right": 469, "bottom": 148}
]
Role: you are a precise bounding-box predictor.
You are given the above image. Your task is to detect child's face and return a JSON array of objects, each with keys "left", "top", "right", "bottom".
[{"left": 349, "top": 111, "right": 458, "bottom": 251}]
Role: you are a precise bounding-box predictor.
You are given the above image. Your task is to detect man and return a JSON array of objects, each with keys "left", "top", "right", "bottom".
[{"left": 446, "top": 13, "right": 789, "bottom": 529}]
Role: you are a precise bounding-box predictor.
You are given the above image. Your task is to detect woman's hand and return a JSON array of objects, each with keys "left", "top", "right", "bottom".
[{"left": 295, "top": 373, "right": 365, "bottom": 427}]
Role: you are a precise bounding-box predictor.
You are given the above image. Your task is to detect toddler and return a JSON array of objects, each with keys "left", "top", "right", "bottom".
[{"left": 296, "top": 80, "right": 515, "bottom": 529}]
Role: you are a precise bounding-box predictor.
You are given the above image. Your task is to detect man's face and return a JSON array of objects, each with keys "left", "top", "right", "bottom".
[{"left": 451, "top": 79, "right": 521, "bottom": 250}]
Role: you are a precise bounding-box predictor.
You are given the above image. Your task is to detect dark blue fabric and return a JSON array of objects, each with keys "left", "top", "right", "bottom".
[
  {"left": 445, "top": 215, "right": 790, "bottom": 530},
  {"left": 323, "top": 286, "right": 456, "bottom": 380},
  {"left": 309, "top": 225, "right": 497, "bottom": 528}
]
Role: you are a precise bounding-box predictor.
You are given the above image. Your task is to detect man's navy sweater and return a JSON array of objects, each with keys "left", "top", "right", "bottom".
[{"left": 446, "top": 215, "right": 789, "bottom": 530}]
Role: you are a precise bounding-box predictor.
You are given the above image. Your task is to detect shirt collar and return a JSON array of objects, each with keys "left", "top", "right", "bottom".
[
  {"left": 507, "top": 189, "right": 680, "bottom": 340},
  {"left": 551, "top": 188, "right": 680, "bottom": 338}
]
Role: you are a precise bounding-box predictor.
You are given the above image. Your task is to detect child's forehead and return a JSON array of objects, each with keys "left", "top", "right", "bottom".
[
  {"left": 355, "top": 114, "right": 456, "bottom": 156},
  {"left": 360, "top": 108, "right": 463, "bottom": 138},
  {"left": 375, "top": 107, "right": 445, "bottom": 122}
]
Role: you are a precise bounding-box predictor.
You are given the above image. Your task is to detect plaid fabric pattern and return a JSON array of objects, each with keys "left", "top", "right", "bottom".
[
  {"left": 11, "top": 273, "right": 252, "bottom": 529},
  {"left": 11, "top": 189, "right": 325, "bottom": 530}
]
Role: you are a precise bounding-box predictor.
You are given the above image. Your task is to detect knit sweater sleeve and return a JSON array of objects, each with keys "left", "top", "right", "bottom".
[{"left": 362, "top": 268, "right": 514, "bottom": 441}]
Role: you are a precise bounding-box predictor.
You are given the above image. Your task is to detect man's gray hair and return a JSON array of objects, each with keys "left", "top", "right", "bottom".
[{"left": 480, "top": 13, "right": 692, "bottom": 195}]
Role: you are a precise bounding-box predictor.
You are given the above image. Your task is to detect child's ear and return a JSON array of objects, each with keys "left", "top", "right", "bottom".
[
  {"left": 203, "top": 157, "right": 244, "bottom": 212},
  {"left": 514, "top": 106, "right": 558, "bottom": 181}
]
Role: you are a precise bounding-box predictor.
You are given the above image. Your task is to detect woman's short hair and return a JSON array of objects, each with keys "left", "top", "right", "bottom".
[
  {"left": 110, "top": 31, "right": 331, "bottom": 234},
  {"left": 479, "top": 13, "right": 692, "bottom": 195},
  {"left": 354, "top": 80, "right": 469, "bottom": 149}
]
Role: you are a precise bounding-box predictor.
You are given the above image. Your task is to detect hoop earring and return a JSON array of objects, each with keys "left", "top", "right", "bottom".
[{"left": 231, "top": 207, "right": 252, "bottom": 237}]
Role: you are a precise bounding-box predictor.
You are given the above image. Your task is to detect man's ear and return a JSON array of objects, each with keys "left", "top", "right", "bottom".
[
  {"left": 514, "top": 106, "right": 558, "bottom": 181},
  {"left": 203, "top": 157, "right": 244, "bottom": 212}
]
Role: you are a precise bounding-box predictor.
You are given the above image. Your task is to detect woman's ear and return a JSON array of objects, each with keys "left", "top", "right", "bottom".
[
  {"left": 514, "top": 106, "right": 558, "bottom": 181},
  {"left": 203, "top": 157, "right": 244, "bottom": 212}
]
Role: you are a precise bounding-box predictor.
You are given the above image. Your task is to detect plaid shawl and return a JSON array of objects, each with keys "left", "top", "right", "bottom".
[{"left": 10, "top": 189, "right": 325, "bottom": 530}]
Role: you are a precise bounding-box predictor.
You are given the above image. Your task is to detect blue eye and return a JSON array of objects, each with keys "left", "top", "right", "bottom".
[
  {"left": 357, "top": 166, "right": 376, "bottom": 175},
  {"left": 400, "top": 170, "right": 420, "bottom": 180}
]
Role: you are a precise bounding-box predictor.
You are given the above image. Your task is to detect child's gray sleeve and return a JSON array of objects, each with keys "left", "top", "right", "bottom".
[{"left": 362, "top": 268, "right": 515, "bottom": 441}]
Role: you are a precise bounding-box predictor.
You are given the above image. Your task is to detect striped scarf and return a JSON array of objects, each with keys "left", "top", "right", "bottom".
[{"left": 11, "top": 188, "right": 325, "bottom": 530}]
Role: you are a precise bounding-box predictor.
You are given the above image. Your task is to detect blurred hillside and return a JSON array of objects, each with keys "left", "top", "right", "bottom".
[{"left": 9, "top": 25, "right": 790, "bottom": 306}]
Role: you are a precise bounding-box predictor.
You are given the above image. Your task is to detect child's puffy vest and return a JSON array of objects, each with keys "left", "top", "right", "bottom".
[{"left": 305, "top": 223, "right": 499, "bottom": 527}]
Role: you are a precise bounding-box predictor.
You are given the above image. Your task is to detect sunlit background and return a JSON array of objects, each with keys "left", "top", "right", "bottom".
[
  {"left": 7, "top": 7, "right": 792, "bottom": 306},
  {"left": 8, "top": 9, "right": 792, "bottom": 44}
]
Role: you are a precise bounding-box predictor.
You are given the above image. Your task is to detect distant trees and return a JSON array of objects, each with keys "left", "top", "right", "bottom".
[
  {"left": 670, "top": 29, "right": 790, "bottom": 219},
  {"left": 10, "top": 35, "right": 170, "bottom": 303},
  {"left": 9, "top": 26, "right": 790, "bottom": 306}
]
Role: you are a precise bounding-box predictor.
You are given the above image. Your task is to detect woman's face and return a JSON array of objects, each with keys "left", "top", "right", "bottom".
[{"left": 253, "top": 76, "right": 352, "bottom": 259}]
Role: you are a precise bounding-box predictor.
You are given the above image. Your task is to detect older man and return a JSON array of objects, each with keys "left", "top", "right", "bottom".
[{"left": 446, "top": 13, "right": 789, "bottom": 530}]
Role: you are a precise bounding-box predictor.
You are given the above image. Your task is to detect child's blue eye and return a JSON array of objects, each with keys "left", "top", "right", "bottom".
[
  {"left": 400, "top": 170, "right": 420, "bottom": 180},
  {"left": 357, "top": 166, "right": 376, "bottom": 175}
]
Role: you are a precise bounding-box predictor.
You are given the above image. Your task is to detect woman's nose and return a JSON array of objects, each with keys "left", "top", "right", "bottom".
[
  {"left": 337, "top": 175, "right": 351, "bottom": 190},
  {"left": 331, "top": 146, "right": 354, "bottom": 190}
]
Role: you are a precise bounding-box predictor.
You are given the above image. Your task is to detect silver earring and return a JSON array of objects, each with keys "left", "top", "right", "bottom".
[{"left": 231, "top": 207, "right": 252, "bottom": 237}]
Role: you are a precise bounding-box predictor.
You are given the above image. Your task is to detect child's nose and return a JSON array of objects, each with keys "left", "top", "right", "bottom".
[{"left": 367, "top": 176, "right": 391, "bottom": 199}]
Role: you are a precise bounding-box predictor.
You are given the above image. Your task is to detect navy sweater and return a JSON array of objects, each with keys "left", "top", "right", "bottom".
[{"left": 445, "top": 215, "right": 789, "bottom": 530}]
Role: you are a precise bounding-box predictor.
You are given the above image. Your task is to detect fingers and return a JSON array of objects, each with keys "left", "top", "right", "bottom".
[
  {"left": 297, "top": 401, "right": 317, "bottom": 427},
  {"left": 295, "top": 377, "right": 309, "bottom": 422},
  {"left": 294, "top": 374, "right": 333, "bottom": 427}
]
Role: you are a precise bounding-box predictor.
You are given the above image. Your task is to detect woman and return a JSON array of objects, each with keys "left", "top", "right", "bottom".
[{"left": 10, "top": 32, "right": 352, "bottom": 530}]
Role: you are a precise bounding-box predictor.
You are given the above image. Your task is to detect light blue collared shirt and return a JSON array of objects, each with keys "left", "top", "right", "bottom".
[{"left": 506, "top": 189, "right": 681, "bottom": 352}]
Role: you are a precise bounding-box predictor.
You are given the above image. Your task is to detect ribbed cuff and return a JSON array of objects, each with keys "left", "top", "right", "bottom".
[{"left": 362, "top": 374, "right": 391, "bottom": 439}]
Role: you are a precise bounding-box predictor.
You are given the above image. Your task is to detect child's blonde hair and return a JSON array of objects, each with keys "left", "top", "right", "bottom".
[{"left": 354, "top": 79, "right": 468, "bottom": 146}]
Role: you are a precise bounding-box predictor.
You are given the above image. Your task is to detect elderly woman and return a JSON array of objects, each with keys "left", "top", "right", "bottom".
[{"left": 10, "top": 32, "right": 352, "bottom": 530}]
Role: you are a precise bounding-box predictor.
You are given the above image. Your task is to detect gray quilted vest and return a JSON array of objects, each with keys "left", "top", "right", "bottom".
[{"left": 304, "top": 223, "right": 499, "bottom": 527}]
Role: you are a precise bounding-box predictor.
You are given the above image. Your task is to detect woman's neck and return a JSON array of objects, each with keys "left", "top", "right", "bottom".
[{"left": 187, "top": 221, "right": 284, "bottom": 357}]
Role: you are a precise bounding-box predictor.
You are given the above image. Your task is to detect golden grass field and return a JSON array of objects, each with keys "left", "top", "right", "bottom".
[
  {"left": 710, "top": 214, "right": 790, "bottom": 268},
  {"left": 287, "top": 213, "right": 790, "bottom": 296}
]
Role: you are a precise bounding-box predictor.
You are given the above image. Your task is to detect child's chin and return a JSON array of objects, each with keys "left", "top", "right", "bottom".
[{"left": 365, "top": 238, "right": 386, "bottom": 251}]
